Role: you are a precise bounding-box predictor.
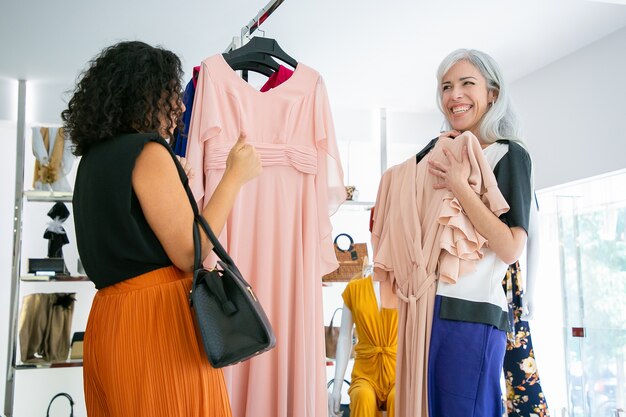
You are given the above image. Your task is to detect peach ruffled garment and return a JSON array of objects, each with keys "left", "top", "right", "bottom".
[{"left": 372, "top": 132, "right": 509, "bottom": 417}]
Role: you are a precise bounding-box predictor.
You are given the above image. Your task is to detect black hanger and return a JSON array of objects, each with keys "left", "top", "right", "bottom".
[
  {"left": 223, "top": 36, "right": 297, "bottom": 69},
  {"left": 416, "top": 138, "right": 438, "bottom": 164},
  {"left": 225, "top": 52, "right": 280, "bottom": 77}
]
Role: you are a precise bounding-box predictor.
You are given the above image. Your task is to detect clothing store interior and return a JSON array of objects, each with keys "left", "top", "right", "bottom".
[{"left": 1, "top": 1, "right": 626, "bottom": 416}]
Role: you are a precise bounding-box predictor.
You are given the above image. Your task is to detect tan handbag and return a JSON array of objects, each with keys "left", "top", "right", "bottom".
[
  {"left": 325, "top": 308, "right": 357, "bottom": 359},
  {"left": 18, "top": 293, "right": 76, "bottom": 363},
  {"left": 69, "top": 332, "right": 84, "bottom": 360},
  {"left": 323, "top": 234, "right": 368, "bottom": 282}
]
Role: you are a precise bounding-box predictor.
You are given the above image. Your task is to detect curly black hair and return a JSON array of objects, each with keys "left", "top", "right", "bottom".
[{"left": 62, "top": 41, "right": 184, "bottom": 156}]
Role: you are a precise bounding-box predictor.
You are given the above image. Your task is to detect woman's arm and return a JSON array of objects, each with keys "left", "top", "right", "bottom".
[
  {"left": 428, "top": 145, "right": 527, "bottom": 265},
  {"left": 132, "top": 134, "right": 261, "bottom": 271}
]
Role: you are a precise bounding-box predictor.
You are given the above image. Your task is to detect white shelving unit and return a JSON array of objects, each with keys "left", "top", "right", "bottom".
[
  {"left": 4, "top": 81, "right": 94, "bottom": 417},
  {"left": 23, "top": 191, "right": 73, "bottom": 202}
]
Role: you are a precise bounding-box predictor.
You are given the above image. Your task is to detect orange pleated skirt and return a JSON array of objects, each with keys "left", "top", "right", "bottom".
[{"left": 83, "top": 266, "right": 232, "bottom": 417}]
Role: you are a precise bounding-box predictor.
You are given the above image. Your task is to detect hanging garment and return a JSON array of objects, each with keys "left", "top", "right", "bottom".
[
  {"left": 176, "top": 64, "right": 293, "bottom": 157},
  {"left": 84, "top": 266, "right": 232, "bottom": 417},
  {"left": 260, "top": 65, "right": 294, "bottom": 92},
  {"left": 503, "top": 262, "right": 550, "bottom": 417},
  {"left": 174, "top": 66, "right": 201, "bottom": 157},
  {"left": 372, "top": 132, "right": 510, "bottom": 417},
  {"left": 342, "top": 276, "right": 398, "bottom": 417},
  {"left": 32, "top": 127, "right": 74, "bottom": 191},
  {"left": 186, "top": 54, "right": 345, "bottom": 417},
  {"left": 176, "top": 64, "right": 294, "bottom": 157},
  {"left": 43, "top": 202, "right": 70, "bottom": 258},
  {"left": 18, "top": 292, "right": 76, "bottom": 363}
]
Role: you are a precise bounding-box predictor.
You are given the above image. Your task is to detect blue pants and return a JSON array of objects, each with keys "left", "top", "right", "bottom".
[{"left": 428, "top": 296, "right": 506, "bottom": 417}]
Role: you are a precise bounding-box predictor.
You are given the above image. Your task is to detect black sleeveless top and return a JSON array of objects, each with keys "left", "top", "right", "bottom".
[{"left": 73, "top": 133, "right": 188, "bottom": 289}]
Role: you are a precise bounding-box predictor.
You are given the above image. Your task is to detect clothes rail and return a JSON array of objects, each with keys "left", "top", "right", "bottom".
[{"left": 224, "top": 0, "right": 286, "bottom": 52}]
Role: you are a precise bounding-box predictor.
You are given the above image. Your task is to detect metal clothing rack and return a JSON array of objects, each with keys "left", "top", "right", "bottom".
[
  {"left": 4, "top": 80, "right": 27, "bottom": 417},
  {"left": 224, "top": 0, "right": 286, "bottom": 52}
]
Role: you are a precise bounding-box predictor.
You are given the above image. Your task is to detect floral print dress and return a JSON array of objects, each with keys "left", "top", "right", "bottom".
[{"left": 502, "top": 262, "right": 550, "bottom": 417}]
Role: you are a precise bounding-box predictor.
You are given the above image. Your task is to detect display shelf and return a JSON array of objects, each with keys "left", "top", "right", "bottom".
[
  {"left": 338, "top": 201, "right": 375, "bottom": 211},
  {"left": 18, "top": 277, "right": 96, "bottom": 296},
  {"left": 15, "top": 360, "right": 83, "bottom": 370},
  {"left": 20, "top": 275, "right": 90, "bottom": 282},
  {"left": 23, "top": 190, "right": 73, "bottom": 202}
]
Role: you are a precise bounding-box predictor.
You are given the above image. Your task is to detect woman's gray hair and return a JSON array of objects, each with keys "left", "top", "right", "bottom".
[{"left": 436, "top": 49, "right": 522, "bottom": 145}]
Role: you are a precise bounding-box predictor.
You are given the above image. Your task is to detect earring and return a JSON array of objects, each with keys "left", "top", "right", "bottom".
[{"left": 490, "top": 100, "right": 495, "bottom": 107}]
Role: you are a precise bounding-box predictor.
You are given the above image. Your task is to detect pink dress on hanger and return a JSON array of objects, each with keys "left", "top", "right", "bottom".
[{"left": 186, "top": 54, "right": 346, "bottom": 417}]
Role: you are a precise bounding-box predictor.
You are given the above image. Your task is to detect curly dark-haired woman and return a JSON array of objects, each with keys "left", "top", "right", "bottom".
[{"left": 64, "top": 41, "right": 261, "bottom": 417}]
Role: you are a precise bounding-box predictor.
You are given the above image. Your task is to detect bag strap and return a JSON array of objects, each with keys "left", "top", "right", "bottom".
[
  {"left": 333, "top": 233, "right": 354, "bottom": 252},
  {"left": 192, "top": 213, "right": 236, "bottom": 271},
  {"left": 46, "top": 392, "right": 74, "bottom": 417},
  {"left": 182, "top": 168, "right": 251, "bottom": 296},
  {"left": 180, "top": 170, "right": 236, "bottom": 270},
  {"left": 328, "top": 307, "right": 343, "bottom": 327}
]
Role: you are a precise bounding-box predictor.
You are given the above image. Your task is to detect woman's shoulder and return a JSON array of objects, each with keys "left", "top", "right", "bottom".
[
  {"left": 486, "top": 140, "right": 531, "bottom": 173},
  {"left": 86, "top": 132, "right": 164, "bottom": 155},
  {"left": 495, "top": 139, "right": 531, "bottom": 161},
  {"left": 111, "top": 132, "right": 167, "bottom": 148}
]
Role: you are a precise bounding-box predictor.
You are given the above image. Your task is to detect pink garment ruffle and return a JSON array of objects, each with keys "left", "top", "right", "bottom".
[{"left": 433, "top": 133, "right": 510, "bottom": 284}]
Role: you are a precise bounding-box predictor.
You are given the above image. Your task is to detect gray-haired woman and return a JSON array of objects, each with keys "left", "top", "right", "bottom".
[{"left": 424, "top": 48, "right": 534, "bottom": 417}]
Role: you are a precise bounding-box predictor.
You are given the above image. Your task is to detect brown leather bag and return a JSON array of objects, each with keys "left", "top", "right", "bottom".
[{"left": 325, "top": 308, "right": 357, "bottom": 359}]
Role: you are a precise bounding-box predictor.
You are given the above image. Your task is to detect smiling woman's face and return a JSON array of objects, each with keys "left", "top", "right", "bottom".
[{"left": 441, "top": 60, "right": 497, "bottom": 139}]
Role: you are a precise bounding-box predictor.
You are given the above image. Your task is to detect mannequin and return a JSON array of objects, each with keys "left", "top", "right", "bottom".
[
  {"left": 329, "top": 266, "right": 397, "bottom": 417},
  {"left": 520, "top": 197, "right": 539, "bottom": 319}
]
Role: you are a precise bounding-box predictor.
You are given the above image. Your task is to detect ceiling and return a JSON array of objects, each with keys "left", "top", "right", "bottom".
[{"left": 1, "top": 0, "right": 626, "bottom": 112}]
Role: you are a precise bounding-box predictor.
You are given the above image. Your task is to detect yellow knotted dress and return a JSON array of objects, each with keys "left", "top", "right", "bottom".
[{"left": 342, "top": 276, "right": 398, "bottom": 417}]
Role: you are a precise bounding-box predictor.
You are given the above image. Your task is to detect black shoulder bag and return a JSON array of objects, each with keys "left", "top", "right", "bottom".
[{"left": 187, "top": 189, "right": 276, "bottom": 368}]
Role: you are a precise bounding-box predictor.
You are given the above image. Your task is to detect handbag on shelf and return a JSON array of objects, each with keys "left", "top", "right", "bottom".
[
  {"left": 325, "top": 308, "right": 357, "bottom": 359},
  {"left": 19, "top": 293, "right": 76, "bottom": 364},
  {"left": 46, "top": 392, "right": 74, "bottom": 417},
  {"left": 189, "top": 212, "right": 276, "bottom": 368},
  {"left": 69, "top": 332, "right": 84, "bottom": 360},
  {"left": 322, "top": 234, "right": 368, "bottom": 282}
]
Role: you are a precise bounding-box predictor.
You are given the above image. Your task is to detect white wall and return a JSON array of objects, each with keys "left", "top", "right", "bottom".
[
  {"left": 0, "top": 79, "right": 18, "bottom": 121},
  {"left": 327, "top": 108, "right": 442, "bottom": 204},
  {"left": 26, "top": 81, "right": 72, "bottom": 125},
  {"left": 511, "top": 26, "right": 626, "bottom": 190}
]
